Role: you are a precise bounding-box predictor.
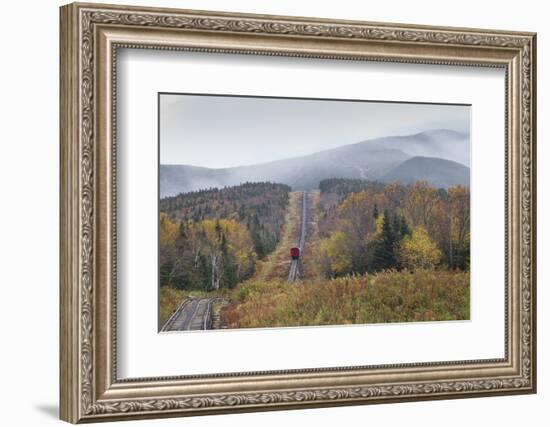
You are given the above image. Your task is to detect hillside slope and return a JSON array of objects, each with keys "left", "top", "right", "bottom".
[
  {"left": 380, "top": 156, "right": 470, "bottom": 188},
  {"left": 160, "top": 182, "right": 290, "bottom": 258}
]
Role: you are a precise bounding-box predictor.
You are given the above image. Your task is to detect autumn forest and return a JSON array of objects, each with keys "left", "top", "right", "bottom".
[{"left": 159, "top": 178, "right": 470, "bottom": 329}]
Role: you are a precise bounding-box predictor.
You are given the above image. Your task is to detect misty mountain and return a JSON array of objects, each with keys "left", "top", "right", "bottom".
[
  {"left": 359, "top": 129, "right": 470, "bottom": 167},
  {"left": 160, "top": 129, "right": 470, "bottom": 197},
  {"left": 380, "top": 156, "right": 470, "bottom": 188},
  {"left": 161, "top": 148, "right": 409, "bottom": 197}
]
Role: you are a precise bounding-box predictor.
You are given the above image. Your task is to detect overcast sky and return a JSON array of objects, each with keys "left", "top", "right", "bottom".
[{"left": 160, "top": 93, "right": 470, "bottom": 168}]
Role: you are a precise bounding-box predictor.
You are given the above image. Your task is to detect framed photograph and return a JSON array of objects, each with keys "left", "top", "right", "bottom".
[{"left": 60, "top": 2, "right": 537, "bottom": 423}]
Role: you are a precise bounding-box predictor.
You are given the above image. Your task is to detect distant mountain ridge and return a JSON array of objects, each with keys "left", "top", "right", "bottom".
[
  {"left": 381, "top": 156, "right": 470, "bottom": 188},
  {"left": 361, "top": 129, "right": 469, "bottom": 167},
  {"left": 161, "top": 129, "right": 470, "bottom": 197}
]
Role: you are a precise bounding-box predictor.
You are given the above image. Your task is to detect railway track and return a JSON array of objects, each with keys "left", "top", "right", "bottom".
[
  {"left": 163, "top": 191, "right": 308, "bottom": 330},
  {"left": 288, "top": 191, "right": 307, "bottom": 282},
  {"left": 161, "top": 297, "right": 215, "bottom": 332}
]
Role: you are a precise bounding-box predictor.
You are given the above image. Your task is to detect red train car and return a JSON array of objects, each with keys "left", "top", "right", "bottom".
[{"left": 290, "top": 247, "right": 300, "bottom": 260}]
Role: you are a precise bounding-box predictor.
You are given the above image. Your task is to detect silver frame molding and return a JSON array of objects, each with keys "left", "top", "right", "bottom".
[{"left": 60, "top": 2, "right": 536, "bottom": 423}]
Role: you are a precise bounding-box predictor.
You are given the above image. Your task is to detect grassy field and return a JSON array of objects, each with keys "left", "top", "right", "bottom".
[{"left": 221, "top": 270, "right": 469, "bottom": 329}]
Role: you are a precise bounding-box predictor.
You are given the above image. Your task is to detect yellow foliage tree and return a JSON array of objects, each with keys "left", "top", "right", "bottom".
[
  {"left": 197, "top": 219, "right": 257, "bottom": 287},
  {"left": 326, "top": 231, "right": 353, "bottom": 275},
  {"left": 337, "top": 190, "right": 374, "bottom": 237},
  {"left": 398, "top": 226, "right": 442, "bottom": 271},
  {"left": 159, "top": 212, "right": 179, "bottom": 247},
  {"left": 448, "top": 185, "right": 470, "bottom": 269},
  {"left": 405, "top": 181, "right": 438, "bottom": 228},
  {"left": 373, "top": 212, "right": 385, "bottom": 238}
]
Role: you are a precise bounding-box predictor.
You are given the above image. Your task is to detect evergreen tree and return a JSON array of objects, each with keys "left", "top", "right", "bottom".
[
  {"left": 399, "top": 214, "right": 411, "bottom": 237},
  {"left": 159, "top": 260, "right": 173, "bottom": 287},
  {"left": 197, "top": 252, "right": 210, "bottom": 290},
  {"left": 371, "top": 210, "right": 397, "bottom": 271},
  {"left": 392, "top": 213, "right": 411, "bottom": 240},
  {"left": 215, "top": 219, "right": 222, "bottom": 240}
]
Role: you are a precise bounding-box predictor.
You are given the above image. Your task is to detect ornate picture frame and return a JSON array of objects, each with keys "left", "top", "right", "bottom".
[{"left": 60, "top": 2, "right": 536, "bottom": 423}]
